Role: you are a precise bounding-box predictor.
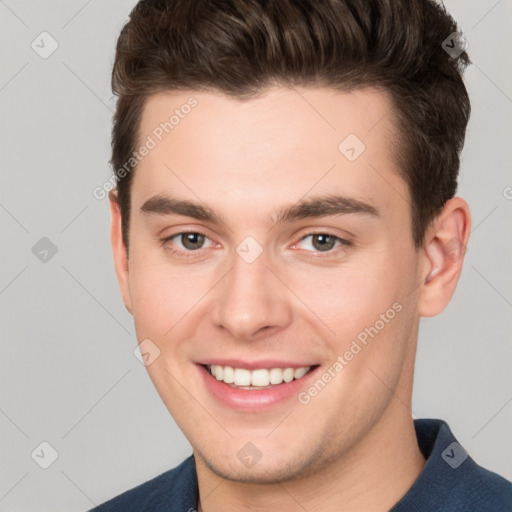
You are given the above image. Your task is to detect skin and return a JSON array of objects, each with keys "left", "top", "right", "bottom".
[{"left": 110, "top": 86, "right": 471, "bottom": 511}]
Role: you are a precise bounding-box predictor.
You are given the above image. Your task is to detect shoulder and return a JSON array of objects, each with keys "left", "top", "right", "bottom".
[
  {"left": 433, "top": 457, "right": 512, "bottom": 512},
  {"left": 392, "top": 419, "right": 512, "bottom": 512},
  {"left": 87, "top": 455, "right": 197, "bottom": 512}
]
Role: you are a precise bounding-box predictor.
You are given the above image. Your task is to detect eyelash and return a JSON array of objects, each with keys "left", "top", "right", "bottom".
[{"left": 160, "top": 230, "right": 352, "bottom": 259}]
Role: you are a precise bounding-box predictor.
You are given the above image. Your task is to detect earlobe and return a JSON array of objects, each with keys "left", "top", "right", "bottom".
[
  {"left": 418, "top": 198, "right": 471, "bottom": 317},
  {"left": 109, "top": 190, "right": 133, "bottom": 314}
]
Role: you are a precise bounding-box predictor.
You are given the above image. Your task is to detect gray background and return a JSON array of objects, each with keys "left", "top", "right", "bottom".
[{"left": 0, "top": 1, "right": 511, "bottom": 510}]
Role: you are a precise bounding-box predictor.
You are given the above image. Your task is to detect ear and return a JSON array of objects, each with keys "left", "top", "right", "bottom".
[
  {"left": 109, "top": 190, "right": 133, "bottom": 314},
  {"left": 418, "top": 197, "right": 471, "bottom": 317}
]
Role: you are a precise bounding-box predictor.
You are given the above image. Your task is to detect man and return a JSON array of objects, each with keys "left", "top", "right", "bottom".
[{"left": 91, "top": 0, "right": 512, "bottom": 510}]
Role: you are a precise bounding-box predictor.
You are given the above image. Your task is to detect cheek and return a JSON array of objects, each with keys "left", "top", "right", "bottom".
[
  {"left": 128, "top": 255, "right": 191, "bottom": 340},
  {"left": 285, "top": 251, "right": 416, "bottom": 389},
  {"left": 288, "top": 260, "right": 403, "bottom": 341}
]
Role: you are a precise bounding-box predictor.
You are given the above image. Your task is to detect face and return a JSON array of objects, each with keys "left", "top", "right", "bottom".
[{"left": 113, "top": 86, "right": 426, "bottom": 483}]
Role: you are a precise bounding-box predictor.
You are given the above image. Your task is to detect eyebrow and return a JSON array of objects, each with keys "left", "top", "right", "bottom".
[
  {"left": 140, "top": 193, "right": 379, "bottom": 225},
  {"left": 274, "top": 194, "right": 379, "bottom": 224}
]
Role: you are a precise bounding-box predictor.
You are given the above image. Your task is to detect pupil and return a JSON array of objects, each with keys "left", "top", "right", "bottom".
[{"left": 313, "top": 234, "right": 335, "bottom": 251}]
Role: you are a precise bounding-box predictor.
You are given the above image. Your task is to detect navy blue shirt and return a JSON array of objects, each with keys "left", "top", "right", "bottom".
[{"left": 89, "top": 419, "right": 512, "bottom": 511}]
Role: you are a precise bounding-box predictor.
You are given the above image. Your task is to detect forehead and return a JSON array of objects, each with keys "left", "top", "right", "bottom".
[{"left": 132, "top": 86, "right": 407, "bottom": 222}]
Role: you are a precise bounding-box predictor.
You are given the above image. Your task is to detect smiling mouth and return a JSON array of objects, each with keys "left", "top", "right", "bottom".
[{"left": 203, "top": 364, "right": 317, "bottom": 390}]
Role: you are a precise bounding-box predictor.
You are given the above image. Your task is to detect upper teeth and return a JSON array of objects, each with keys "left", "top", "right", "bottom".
[{"left": 208, "top": 365, "right": 311, "bottom": 387}]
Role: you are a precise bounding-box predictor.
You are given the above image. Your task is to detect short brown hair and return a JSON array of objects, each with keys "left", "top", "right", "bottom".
[{"left": 110, "top": 0, "right": 470, "bottom": 250}]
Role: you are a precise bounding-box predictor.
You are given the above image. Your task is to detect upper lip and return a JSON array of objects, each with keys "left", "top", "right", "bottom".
[{"left": 197, "top": 359, "right": 317, "bottom": 370}]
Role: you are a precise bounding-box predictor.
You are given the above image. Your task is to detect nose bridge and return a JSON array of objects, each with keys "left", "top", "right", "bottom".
[{"left": 211, "top": 240, "right": 292, "bottom": 339}]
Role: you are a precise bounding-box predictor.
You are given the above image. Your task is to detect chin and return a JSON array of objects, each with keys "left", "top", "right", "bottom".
[{"left": 197, "top": 445, "right": 326, "bottom": 484}]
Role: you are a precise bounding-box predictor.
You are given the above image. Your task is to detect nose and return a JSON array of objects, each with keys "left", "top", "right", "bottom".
[{"left": 211, "top": 246, "right": 293, "bottom": 341}]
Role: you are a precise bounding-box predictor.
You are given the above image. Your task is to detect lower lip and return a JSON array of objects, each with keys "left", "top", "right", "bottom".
[{"left": 197, "top": 364, "right": 320, "bottom": 411}]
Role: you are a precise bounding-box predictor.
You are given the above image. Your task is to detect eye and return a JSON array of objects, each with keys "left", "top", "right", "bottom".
[
  {"left": 162, "top": 231, "right": 214, "bottom": 252},
  {"left": 296, "top": 232, "right": 350, "bottom": 253}
]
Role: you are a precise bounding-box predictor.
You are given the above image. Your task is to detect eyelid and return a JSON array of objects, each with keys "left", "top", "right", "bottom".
[
  {"left": 291, "top": 230, "right": 352, "bottom": 254},
  {"left": 160, "top": 230, "right": 215, "bottom": 258}
]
